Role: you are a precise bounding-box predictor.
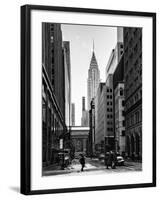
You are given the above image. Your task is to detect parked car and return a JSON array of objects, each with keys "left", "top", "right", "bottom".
[{"left": 116, "top": 156, "right": 125, "bottom": 166}]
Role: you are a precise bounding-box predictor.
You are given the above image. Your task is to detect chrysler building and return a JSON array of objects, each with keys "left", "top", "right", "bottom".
[{"left": 87, "top": 42, "right": 100, "bottom": 110}]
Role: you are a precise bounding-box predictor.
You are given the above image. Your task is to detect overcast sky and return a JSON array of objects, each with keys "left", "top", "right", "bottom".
[{"left": 61, "top": 24, "right": 117, "bottom": 126}]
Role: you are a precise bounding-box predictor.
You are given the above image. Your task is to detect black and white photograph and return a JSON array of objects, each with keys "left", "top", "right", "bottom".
[
  {"left": 0, "top": 0, "right": 159, "bottom": 199},
  {"left": 20, "top": 5, "right": 156, "bottom": 194},
  {"left": 42, "top": 23, "right": 142, "bottom": 176}
]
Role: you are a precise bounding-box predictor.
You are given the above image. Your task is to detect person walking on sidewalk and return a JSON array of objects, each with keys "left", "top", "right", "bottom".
[
  {"left": 111, "top": 151, "right": 117, "bottom": 169},
  {"left": 79, "top": 154, "right": 85, "bottom": 172},
  {"left": 105, "top": 151, "right": 110, "bottom": 169}
]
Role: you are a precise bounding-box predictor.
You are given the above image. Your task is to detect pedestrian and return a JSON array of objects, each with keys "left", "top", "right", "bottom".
[
  {"left": 105, "top": 152, "right": 110, "bottom": 169},
  {"left": 106, "top": 151, "right": 113, "bottom": 169},
  {"left": 79, "top": 154, "right": 85, "bottom": 172},
  {"left": 111, "top": 151, "right": 117, "bottom": 169}
]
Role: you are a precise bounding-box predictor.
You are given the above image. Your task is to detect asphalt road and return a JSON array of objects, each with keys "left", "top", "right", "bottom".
[{"left": 43, "top": 157, "right": 142, "bottom": 176}]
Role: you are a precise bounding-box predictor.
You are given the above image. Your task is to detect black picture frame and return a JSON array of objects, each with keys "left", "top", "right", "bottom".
[{"left": 21, "top": 4, "right": 156, "bottom": 195}]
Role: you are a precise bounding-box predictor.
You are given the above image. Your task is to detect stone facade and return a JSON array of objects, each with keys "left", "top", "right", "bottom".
[
  {"left": 42, "top": 23, "right": 69, "bottom": 167},
  {"left": 114, "top": 83, "right": 125, "bottom": 154},
  {"left": 124, "top": 27, "right": 142, "bottom": 160},
  {"left": 71, "top": 127, "right": 89, "bottom": 157},
  {"left": 94, "top": 78, "right": 114, "bottom": 154}
]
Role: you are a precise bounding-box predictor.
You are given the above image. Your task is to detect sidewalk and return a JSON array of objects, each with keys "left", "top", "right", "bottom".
[
  {"left": 42, "top": 159, "right": 103, "bottom": 176},
  {"left": 124, "top": 158, "right": 142, "bottom": 166}
]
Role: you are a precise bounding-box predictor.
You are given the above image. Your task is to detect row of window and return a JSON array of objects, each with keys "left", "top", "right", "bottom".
[
  {"left": 107, "top": 121, "right": 113, "bottom": 125},
  {"left": 107, "top": 88, "right": 112, "bottom": 93},
  {"left": 125, "top": 89, "right": 142, "bottom": 110},
  {"left": 107, "top": 101, "right": 112, "bottom": 106},
  {"left": 107, "top": 127, "right": 113, "bottom": 132},
  {"left": 107, "top": 95, "right": 112, "bottom": 99},
  {"left": 107, "top": 108, "right": 112, "bottom": 112},
  {"left": 125, "top": 51, "right": 142, "bottom": 73},
  {"left": 126, "top": 110, "right": 142, "bottom": 127},
  {"left": 125, "top": 81, "right": 142, "bottom": 100},
  {"left": 124, "top": 28, "right": 141, "bottom": 46},
  {"left": 107, "top": 114, "right": 113, "bottom": 119}
]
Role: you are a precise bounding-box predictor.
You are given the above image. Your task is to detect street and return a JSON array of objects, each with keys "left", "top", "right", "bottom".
[{"left": 43, "top": 157, "right": 142, "bottom": 176}]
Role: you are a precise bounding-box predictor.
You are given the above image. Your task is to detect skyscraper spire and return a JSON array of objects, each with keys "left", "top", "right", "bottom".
[
  {"left": 93, "top": 39, "right": 95, "bottom": 52},
  {"left": 90, "top": 40, "right": 98, "bottom": 68},
  {"left": 87, "top": 41, "right": 100, "bottom": 109}
]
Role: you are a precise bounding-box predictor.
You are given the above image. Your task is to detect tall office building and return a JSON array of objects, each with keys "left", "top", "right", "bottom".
[
  {"left": 82, "top": 96, "right": 85, "bottom": 111},
  {"left": 105, "top": 42, "right": 124, "bottom": 80},
  {"left": 87, "top": 42, "right": 100, "bottom": 110},
  {"left": 124, "top": 27, "right": 142, "bottom": 160},
  {"left": 89, "top": 98, "right": 95, "bottom": 156},
  {"left": 63, "top": 41, "right": 71, "bottom": 128},
  {"left": 81, "top": 97, "right": 89, "bottom": 127},
  {"left": 114, "top": 83, "right": 125, "bottom": 154},
  {"left": 105, "top": 75, "right": 114, "bottom": 152},
  {"left": 42, "top": 23, "right": 66, "bottom": 167},
  {"left": 71, "top": 103, "right": 75, "bottom": 126},
  {"left": 113, "top": 55, "right": 125, "bottom": 154},
  {"left": 95, "top": 83, "right": 106, "bottom": 153},
  {"left": 105, "top": 27, "right": 124, "bottom": 80},
  {"left": 117, "top": 27, "right": 123, "bottom": 43}
]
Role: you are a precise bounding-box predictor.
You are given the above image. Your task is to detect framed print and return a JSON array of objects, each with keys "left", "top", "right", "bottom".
[{"left": 20, "top": 4, "right": 156, "bottom": 195}]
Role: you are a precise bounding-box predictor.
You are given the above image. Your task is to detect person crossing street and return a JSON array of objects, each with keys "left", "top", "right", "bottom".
[{"left": 79, "top": 154, "right": 85, "bottom": 172}]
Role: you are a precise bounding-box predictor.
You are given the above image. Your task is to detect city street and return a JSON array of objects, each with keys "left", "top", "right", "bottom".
[
  {"left": 43, "top": 157, "right": 142, "bottom": 176},
  {"left": 42, "top": 24, "right": 143, "bottom": 179}
]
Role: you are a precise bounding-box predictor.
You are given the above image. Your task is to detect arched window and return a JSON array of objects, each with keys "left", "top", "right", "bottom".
[
  {"left": 126, "top": 136, "right": 130, "bottom": 156},
  {"left": 131, "top": 135, "right": 135, "bottom": 154},
  {"left": 135, "top": 134, "right": 140, "bottom": 155}
]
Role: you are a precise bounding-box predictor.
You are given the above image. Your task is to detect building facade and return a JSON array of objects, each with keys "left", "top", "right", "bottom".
[
  {"left": 105, "top": 75, "right": 115, "bottom": 152},
  {"left": 95, "top": 83, "right": 105, "bottom": 154},
  {"left": 117, "top": 27, "right": 124, "bottom": 43},
  {"left": 113, "top": 55, "right": 125, "bottom": 155},
  {"left": 124, "top": 27, "right": 142, "bottom": 160},
  {"left": 63, "top": 41, "right": 71, "bottom": 129},
  {"left": 71, "top": 103, "right": 75, "bottom": 126},
  {"left": 89, "top": 98, "right": 95, "bottom": 156},
  {"left": 42, "top": 23, "right": 68, "bottom": 168},
  {"left": 105, "top": 42, "right": 124, "bottom": 80},
  {"left": 87, "top": 44, "right": 100, "bottom": 110},
  {"left": 114, "top": 83, "right": 125, "bottom": 154},
  {"left": 81, "top": 97, "right": 89, "bottom": 127},
  {"left": 94, "top": 78, "right": 115, "bottom": 154},
  {"left": 71, "top": 127, "right": 89, "bottom": 157},
  {"left": 63, "top": 41, "right": 73, "bottom": 150}
]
